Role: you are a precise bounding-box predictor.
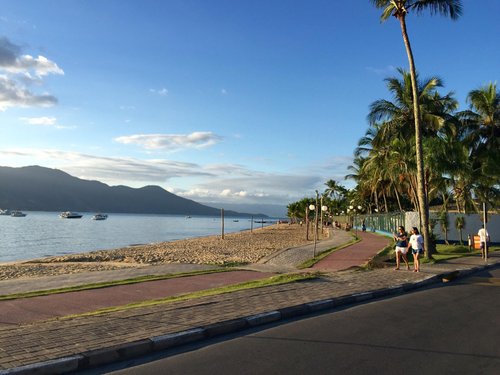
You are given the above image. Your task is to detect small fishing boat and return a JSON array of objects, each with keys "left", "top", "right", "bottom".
[
  {"left": 92, "top": 213, "right": 108, "bottom": 220},
  {"left": 60, "top": 211, "right": 83, "bottom": 219},
  {"left": 10, "top": 210, "right": 27, "bottom": 217},
  {"left": 0, "top": 209, "right": 11, "bottom": 215}
]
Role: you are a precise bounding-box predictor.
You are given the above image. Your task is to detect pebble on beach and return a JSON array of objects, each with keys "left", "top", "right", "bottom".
[{"left": 0, "top": 224, "right": 319, "bottom": 280}]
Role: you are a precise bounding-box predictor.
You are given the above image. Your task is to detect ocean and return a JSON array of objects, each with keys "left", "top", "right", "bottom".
[{"left": 0, "top": 211, "right": 273, "bottom": 263}]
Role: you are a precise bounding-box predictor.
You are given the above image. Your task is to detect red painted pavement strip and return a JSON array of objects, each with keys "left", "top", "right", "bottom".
[
  {"left": 312, "top": 231, "right": 390, "bottom": 271},
  {"left": 0, "top": 232, "right": 390, "bottom": 326},
  {"left": 0, "top": 270, "right": 274, "bottom": 326}
]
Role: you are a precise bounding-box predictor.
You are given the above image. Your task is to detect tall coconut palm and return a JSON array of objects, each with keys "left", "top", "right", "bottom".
[
  {"left": 462, "top": 83, "right": 500, "bottom": 206},
  {"left": 371, "top": 0, "right": 463, "bottom": 259},
  {"left": 324, "top": 180, "right": 347, "bottom": 202},
  {"left": 455, "top": 215, "right": 465, "bottom": 246}
]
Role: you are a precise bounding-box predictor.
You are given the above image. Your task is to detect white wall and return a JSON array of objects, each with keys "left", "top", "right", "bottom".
[{"left": 405, "top": 212, "right": 498, "bottom": 244}]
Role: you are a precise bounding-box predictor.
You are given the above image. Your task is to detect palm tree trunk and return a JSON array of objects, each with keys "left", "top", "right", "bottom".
[
  {"left": 393, "top": 181, "right": 403, "bottom": 212},
  {"left": 398, "top": 16, "right": 432, "bottom": 258},
  {"left": 373, "top": 188, "right": 380, "bottom": 212},
  {"left": 408, "top": 175, "right": 418, "bottom": 211}
]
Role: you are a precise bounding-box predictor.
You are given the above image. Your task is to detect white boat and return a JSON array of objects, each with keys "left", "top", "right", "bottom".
[
  {"left": 0, "top": 209, "right": 11, "bottom": 215},
  {"left": 92, "top": 213, "right": 108, "bottom": 220},
  {"left": 60, "top": 211, "right": 83, "bottom": 219},
  {"left": 10, "top": 210, "right": 27, "bottom": 217}
]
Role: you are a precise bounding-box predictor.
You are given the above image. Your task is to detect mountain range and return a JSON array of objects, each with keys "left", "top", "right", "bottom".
[{"left": 0, "top": 166, "right": 267, "bottom": 217}]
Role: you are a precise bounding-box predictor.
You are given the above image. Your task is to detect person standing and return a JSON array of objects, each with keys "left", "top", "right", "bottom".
[
  {"left": 408, "top": 227, "right": 425, "bottom": 272},
  {"left": 393, "top": 226, "right": 409, "bottom": 270},
  {"left": 478, "top": 225, "right": 490, "bottom": 259}
]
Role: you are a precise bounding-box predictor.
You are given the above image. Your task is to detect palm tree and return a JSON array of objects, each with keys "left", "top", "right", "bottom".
[
  {"left": 455, "top": 215, "right": 465, "bottom": 246},
  {"left": 324, "top": 180, "right": 347, "bottom": 202},
  {"left": 367, "top": 69, "right": 457, "bottom": 212},
  {"left": 371, "top": 0, "right": 463, "bottom": 259},
  {"left": 462, "top": 83, "right": 500, "bottom": 207},
  {"left": 439, "top": 210, "right": 450, "bottom": 245}
]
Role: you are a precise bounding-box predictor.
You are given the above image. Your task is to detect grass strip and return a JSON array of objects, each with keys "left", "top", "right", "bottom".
[
  {"left": 370, "top": 243, "right": 500, "bottom": 266},
  {"left": 297, "top": 237, "right": 361, "bottom": 269},
  {"left": 60, "top": 272, "right": 320, "bottom": 319},
  {"left": 425, "top": 244, "right": 500, "bottom": 263},
  {"left": 0, "top": 268, "right": 232, "bottom": 301}
]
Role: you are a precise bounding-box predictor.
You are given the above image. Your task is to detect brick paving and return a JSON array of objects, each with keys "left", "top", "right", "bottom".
[{"left": 0, "top": 231, "right": 498, "bottom": 373}]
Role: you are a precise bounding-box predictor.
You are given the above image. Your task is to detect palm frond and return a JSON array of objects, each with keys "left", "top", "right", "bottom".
[{"left": 410, "top": 0, "right": 463, "bottom": 20}]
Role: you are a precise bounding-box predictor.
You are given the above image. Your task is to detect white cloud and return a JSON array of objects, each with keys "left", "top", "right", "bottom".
[
  {"left": 220, "top": 189, "right": 231, "bottom": 196},
  {"left": 0, "top": 147, "right": 351, "bottom": 207},
  {"left": 0, "top": 75, "right": 58, "bottom": 111},
  {"left": 20, "top": 116, "right": 57, "bottom": 126},
  {"left": 365, "top": 65, "right": 396, "bottom": 76},
  {"left": 5, "top": 55, "right": 64, "bottom": 77},
  {"left": 0, "top": 148, "right": 214, "bottom": 185},
  {"left": 114, "top": 132, "right": 223, "bottom": 151},
  {"left": 19, "top": 116, "right": 75, "bottom": 129},
  {"left": 0, "top": 37, "right": 63, "bottom": 111},
  {"left": 149, "top": 87, "right": 168, "bottom": 96}
]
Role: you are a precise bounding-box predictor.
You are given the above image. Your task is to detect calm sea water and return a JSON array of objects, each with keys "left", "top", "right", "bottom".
[{"left": 0, "top": 211, "right": 273, "bottom": 263}]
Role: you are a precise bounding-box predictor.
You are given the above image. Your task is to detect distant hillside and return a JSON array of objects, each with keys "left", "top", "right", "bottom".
[{"left": 0, "top": 166, "right": 260, "bottom": 217}]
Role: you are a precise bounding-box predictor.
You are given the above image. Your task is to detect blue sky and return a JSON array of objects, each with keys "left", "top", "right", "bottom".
[{"left": 0, "top": 0, "right": 498, "bottom": 216}]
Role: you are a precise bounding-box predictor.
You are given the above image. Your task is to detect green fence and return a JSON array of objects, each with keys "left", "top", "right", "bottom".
[{"left": 336, "top": 212, "right": 406, "bottom": 235}]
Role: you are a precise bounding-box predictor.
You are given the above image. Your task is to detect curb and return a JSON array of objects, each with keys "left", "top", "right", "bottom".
[{"left": 2, "top": 262, "right": 498, "bottom": 375}]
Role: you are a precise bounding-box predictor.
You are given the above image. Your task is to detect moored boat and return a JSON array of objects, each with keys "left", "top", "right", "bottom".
[
  {"left": 0, "top": 209, "right": 11, "bottom": 215},
  {"left": 92, "top": 213, "right": 108, "bottom": 220},
  {"left": 60, "top": 211, "right": 83, "bottom": 219},
  {"left": 10, "top": 210, "right": 27, "bottom": 217}
]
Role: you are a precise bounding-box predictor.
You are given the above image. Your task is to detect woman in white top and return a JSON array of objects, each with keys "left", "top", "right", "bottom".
[{"left": 407, "top": 227, "right": 425, "bottom": 272}]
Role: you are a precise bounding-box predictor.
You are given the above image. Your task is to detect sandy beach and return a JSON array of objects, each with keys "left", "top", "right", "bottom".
[{"left": 0, "top": 223, "right": 322, "bottom": 280}]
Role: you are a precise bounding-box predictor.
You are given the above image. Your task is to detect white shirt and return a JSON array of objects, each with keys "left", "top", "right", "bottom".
[
  {"left": 409, "top": 234, "right": 424, "bottom": 250},
  {"left": 478, "top": 228, "right": 489, "bottom": 242}
]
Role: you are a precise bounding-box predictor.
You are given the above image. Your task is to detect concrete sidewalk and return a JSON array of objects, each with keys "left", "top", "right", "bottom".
[{"left": 1, "top": 231, "right": 499, "bottom": 374}]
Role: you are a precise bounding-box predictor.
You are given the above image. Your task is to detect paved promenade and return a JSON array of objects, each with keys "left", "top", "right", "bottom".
[{"left": 1, "top": 230, "right": 498, "bottom": 374}]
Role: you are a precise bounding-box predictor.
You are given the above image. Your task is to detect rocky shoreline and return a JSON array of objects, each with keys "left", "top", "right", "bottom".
[{"left": 0, "top": 223, "right": 319, "bottom": 280}]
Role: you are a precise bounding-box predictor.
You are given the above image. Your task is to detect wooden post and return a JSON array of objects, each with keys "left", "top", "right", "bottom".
[{"left": 221, "top": 208, "right": 225, "bottom": 239}]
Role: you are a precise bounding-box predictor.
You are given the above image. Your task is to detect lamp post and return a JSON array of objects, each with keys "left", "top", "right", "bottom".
[
  {"left": 305, "top": 206, "right": 309, "bottom": 240},
  {"left": 320, "top": 195, "right": 324, "bottom": 231},
  {"left": 309, "top": 203, "right": 317, "bottom": 257},
  {"left": 321, "top": 205, "right": 328, "bottom": 231},
  {"left": 357, "top": 205, "right": 362, "bottom": 237},
  {"left": 349, "top": 205, "right": 354, "bottom": 232}
]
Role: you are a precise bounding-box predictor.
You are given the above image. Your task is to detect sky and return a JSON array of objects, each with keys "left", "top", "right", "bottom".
[{"left": 0, "top": 0, "right": 498, "bottom": 217}]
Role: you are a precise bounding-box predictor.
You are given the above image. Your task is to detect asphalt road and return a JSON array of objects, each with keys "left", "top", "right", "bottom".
[{"left": 83, "top": 267, "right": 500, "bottom": 375}]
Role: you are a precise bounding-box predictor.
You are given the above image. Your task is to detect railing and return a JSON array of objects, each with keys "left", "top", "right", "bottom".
[{"left": 335, "top": 212, "right": 406, "bottom": 236}]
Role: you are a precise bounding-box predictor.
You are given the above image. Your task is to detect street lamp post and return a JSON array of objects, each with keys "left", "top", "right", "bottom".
[
  {"left": 349, "top": 205, "right": 354, "bottom": 233},
  {"left": 309, "top": 203, "right": 317, "bottom": 257},
  {"left": 315, "top": 190, "right": 319, "bottom": 241},
  {"left": 356, "top": 205, "right": 362, "bottom": 237},
  {"left": 305, "top": 206, "right": 309, "bottom": 241}
]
